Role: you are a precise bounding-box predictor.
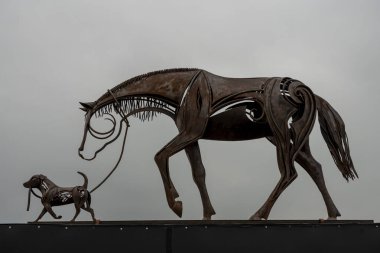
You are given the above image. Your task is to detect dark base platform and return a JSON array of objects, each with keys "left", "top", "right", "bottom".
[{"left": 1, "top": 220, "right": 379, "bottom": 253}]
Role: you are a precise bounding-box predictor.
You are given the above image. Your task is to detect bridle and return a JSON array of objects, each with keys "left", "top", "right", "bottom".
[
  {"left": 88, "top": 90, "right": 130, "bottom": 193},
  {"left": 84, "top": 90, "right": 174, "bottom": 193}
]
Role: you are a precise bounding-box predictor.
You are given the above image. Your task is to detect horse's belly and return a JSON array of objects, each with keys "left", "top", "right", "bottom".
[{"left": 202, "top": 107, "right": 272, "bottom": 141}]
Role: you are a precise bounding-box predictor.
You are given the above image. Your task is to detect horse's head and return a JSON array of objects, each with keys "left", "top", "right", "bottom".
[
  {"left": 78, "top": 101, "right": 96, "bottom": 158},
  {"left": 78, "top": 96, "right": 126, "bottom": 160}
]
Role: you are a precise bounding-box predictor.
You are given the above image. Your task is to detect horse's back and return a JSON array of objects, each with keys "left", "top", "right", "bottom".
[{"left": 202, "top": 71, "right": 269, "bottom": 106}]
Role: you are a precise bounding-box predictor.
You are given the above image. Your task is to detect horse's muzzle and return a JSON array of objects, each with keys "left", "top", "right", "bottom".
[{"left": 78, "top": 148, "right": 85, "bottom": 159}]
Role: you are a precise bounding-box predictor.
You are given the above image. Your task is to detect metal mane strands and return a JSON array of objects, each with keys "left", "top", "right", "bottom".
[
  {"left": 95, "top": 68, "right": 199, "bottom": 104},
  {"left": 96, "top": 96, "right": 174, "bottom": 121}
]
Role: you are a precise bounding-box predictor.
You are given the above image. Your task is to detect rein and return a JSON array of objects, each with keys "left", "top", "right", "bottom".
[
  {"left": 89, "top": 90, "right": 130, "bottom": 193},
  {"left": 87, "top": 90, "right": 174, "bottom": 193},
  {"left": 26, "top": 187, "right": 42, "bottom": 211}
]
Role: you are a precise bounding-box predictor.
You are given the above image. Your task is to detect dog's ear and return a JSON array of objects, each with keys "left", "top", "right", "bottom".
[
  {"left": 30, "top": 176, "right": 39, "bottom": 181},
  {"left": 38, "top": 175, "right": 47, "bottom": 180}
]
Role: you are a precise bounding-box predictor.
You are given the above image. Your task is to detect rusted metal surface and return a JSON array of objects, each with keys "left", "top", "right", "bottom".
[
  {"left": 78, "top": 68, "right": 357, "bottom": 220},
  {"left": 23, "top": 172, "right": 98, "bottom": 223}
]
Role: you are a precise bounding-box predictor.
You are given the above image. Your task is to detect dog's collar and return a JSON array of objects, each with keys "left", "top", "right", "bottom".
[
  {"left": 42, "top": 182, "right": 48, "bottom": 190},
  {"left": 36, "top": 176, "right": 49, "bottom": 191}
]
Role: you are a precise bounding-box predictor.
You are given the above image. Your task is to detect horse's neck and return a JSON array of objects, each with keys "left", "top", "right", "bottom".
[{"left": 115, "top": 69, "right": 200, "bottom": 105}]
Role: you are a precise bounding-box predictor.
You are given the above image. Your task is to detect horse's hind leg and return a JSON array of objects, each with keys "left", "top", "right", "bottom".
[
  {"left": 251, "top": 80, "right": 317, "bottom": 220},
  {"left": 295, "top": 139, "right": 341, "bottom": 219},
  {"left": 250, "top": 141, "right": 298, "bottom": 220},
  {"left": 185, "top": 141, "right": 215, "bottom": 220}
]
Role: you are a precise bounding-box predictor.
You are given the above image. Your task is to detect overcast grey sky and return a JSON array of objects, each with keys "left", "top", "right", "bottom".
[{"left": 1, "top": 0, "right": 379, "bottom": 223}]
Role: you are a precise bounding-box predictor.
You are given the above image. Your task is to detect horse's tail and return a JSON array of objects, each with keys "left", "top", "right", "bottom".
[
  {"left": 315, "top": 95, "right": 358, "bottom": 180},
  {"left": 77, "top": 171, "right": 88, "bottom": 189}
]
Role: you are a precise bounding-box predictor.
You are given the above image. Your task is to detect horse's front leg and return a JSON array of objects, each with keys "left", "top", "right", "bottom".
[
  {"left": 185, "top": 141, "right": 215, "bottom": 220},
  {"left": 155, "top": 70, "right": 211, "bottom": 218},
  {"left": 154, "top": 131, "right": 201, "bottom": 217}
]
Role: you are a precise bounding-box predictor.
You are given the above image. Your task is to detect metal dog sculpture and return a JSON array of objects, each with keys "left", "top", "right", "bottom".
[
  {"left": 23, "top": 172, "right": 97, "bottom": 223},
  {"left": 78, "top": 68, "right": 357, "bottom": 220}
]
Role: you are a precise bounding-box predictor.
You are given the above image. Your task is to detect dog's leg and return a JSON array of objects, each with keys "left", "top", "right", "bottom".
[
  {"left": 34, "top": 208, "right": 47, "bottom": 222},
  {"left": 81, "top": 193, "right": 97, "bottom": 223},
  {"left": 81, "top": 205, "right": 96, "bottom": 223},
  {"left": 44, "top": 204, "right": 62, "bottom": 220},
  {"left": 70, "top": 204, "right": 81, "bottom": 223}
]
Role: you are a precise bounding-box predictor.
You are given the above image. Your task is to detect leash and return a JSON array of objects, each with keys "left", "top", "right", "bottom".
[
  {"left": 26, "top": 188, "right": 32, "bottom": 211},
  {"left": 26, "top": 188, "right": 42, "bottom": 211},
  {"left": 89, "top": 90, "right": 130, "bottom": 193}
]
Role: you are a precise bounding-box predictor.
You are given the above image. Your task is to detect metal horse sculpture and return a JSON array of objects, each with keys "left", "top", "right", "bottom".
[{"left": 78, "top": 68, "right": 357, "bottom": 220}]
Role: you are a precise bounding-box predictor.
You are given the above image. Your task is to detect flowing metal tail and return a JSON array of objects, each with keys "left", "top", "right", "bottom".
[{"left": 316, "top": 95, "right": 358, "bottom": 180}]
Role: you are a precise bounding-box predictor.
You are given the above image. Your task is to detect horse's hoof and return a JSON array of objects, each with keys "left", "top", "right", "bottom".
[
  {"left": 202, "top": 211, "right": 216, "bottom": 220},
  {"left": 57, "top": 215, "right": 62, "bottom": 219},
  {"left": 249, "top": 214, "right": 265, "bottom": 220},
  {"left": 172, "top": 201, "right": 183, "bottom": 217},
  {"left": 249, "top": 217, "right": 262, "bottom": 221},
  {"left": 170, "top": 188, "right": 179, "bottom": 199},
  {"left": 326, "top": 217, "right": 338, "bottom": 220}
]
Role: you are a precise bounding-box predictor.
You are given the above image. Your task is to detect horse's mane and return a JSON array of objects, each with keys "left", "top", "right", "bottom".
[
  {"left": 95, "top": 68, "right": 198, "bottom": 121},
  {"left": 111, "top": 68, "right": 199, "bottom": 93}
]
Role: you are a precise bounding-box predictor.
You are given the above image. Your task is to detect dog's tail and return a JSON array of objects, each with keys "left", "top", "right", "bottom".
[{"left": 77, "top": 171, "right": 88, "bottom": 189}]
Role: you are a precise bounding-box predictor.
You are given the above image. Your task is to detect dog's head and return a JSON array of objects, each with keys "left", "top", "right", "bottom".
[{"left": 23, "top": 175, "right": 47, "bottom": 189}]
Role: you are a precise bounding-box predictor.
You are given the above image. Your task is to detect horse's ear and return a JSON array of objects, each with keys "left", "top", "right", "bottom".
[{"left": 79, "top": 102, "right": 95, "bottom": 110}]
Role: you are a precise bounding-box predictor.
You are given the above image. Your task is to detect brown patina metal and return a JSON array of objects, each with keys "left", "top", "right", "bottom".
[
  {"left": 23, "top": 172, "right": 98, "bottom": 223},
  {"left": 78, "top": 68, "right": 357, "bottom": 220}
]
